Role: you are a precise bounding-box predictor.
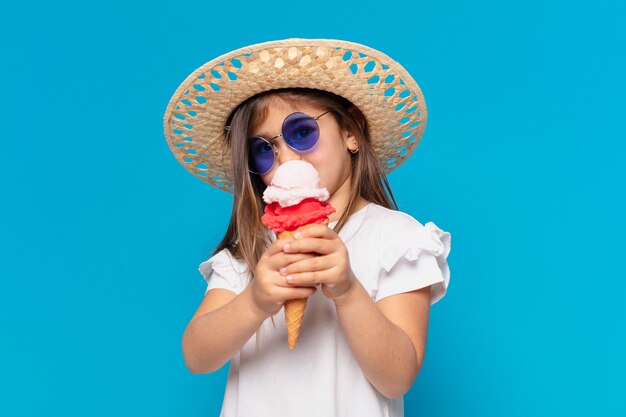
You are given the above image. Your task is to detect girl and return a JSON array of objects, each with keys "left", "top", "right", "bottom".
[{"left": 165, "top": 39, "right": 451, "bottom": 417}]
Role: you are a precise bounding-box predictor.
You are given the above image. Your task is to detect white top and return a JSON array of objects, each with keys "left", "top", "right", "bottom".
[{"left": 198, "top": 203, "right": 452, "bottom": 417}]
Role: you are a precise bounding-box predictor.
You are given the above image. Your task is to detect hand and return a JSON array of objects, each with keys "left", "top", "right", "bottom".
[
  {"left": 279, "top": 223, "right": 356, "bottom": 302},
  {"left": 251, "top": 238, "right": 318, "bottom": 317}
]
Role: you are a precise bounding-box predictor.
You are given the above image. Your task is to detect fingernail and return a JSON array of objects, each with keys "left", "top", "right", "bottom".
[
  {"left": 286, "top": 275, "right": 293, "bottom": 283},
  {"left": 294, "top": 232, "right": 301, "bottom": 239},
  {"left": 279, "top": 267, "right": 287, "bottom": 276},
  {"left": 283, "top": 243, "right": 290, "bottom": 251}
]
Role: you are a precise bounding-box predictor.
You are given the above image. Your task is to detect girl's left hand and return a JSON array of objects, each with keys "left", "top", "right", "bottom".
[{"left": 279, "top": 223, "right": 356, "bottom": 302}]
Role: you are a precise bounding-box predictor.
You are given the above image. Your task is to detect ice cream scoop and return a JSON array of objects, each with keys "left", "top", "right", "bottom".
[{"left": 262, "top": 159, "right": 330, "bottom": 207}]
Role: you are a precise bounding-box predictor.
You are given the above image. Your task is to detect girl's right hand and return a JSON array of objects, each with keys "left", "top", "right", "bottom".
[{"left": 251, "top": 238, "right": 318, "bottom": 316}]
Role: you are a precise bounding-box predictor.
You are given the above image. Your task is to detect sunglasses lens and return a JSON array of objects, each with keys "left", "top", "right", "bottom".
[
  {"left": 248, "top": 137, "right": 274, "bottom": 174},
  {"left": 282, "top": 113, "right": 319, "bottom": 151}
]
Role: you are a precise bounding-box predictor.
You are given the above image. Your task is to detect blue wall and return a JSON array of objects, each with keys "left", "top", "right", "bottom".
[{"left": 1, "top": 0, "right": 624, "bottom": 415}]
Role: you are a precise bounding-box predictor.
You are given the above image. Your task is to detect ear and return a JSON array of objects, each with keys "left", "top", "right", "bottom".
[
  {"left": 343, "top": 104, "right": 365, "bottom": 153},
  {"left": 343, "top": 130, "right": 358, "bottom": 152}
]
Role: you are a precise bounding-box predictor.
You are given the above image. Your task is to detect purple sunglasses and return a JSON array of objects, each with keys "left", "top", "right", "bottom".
[{"left": 247, "top": 111, "right": 330, "bottom": 175}]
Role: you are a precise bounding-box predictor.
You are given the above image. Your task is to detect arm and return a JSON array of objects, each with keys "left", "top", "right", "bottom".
[
  {"left": 182, "top": 285, "right": 268, "bottom": 374},
  {"left": 183, "top": 241, "right": 317, "bottom": 374},
  {"left": 333, "top": 279, "right": 431, "bottom": 398},
  {"left": 279, "top": 224, "right": 432, "bottom": 398}
]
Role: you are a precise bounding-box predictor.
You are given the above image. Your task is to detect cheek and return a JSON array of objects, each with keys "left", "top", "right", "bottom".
[
  {"left": 308, "top": 136, "right": 345, "bottom": 166},
  {"left": 308, "top": 140, "right": 351, "bottom": 185},
  {"left": 260, "top": 170, "right": 274, "bottom": 186},
  {"left": 310, "top": 156, "right": 351, "bottom": 192}
]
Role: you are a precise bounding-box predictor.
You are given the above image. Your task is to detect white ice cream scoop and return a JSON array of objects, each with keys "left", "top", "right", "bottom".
[{"left": 262, "top": 160, "right": 330, "bottom": 207}]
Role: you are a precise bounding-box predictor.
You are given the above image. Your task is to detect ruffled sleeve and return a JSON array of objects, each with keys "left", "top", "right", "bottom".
[
  {"left": 198, "top": 249, "right": 250, "bottom": 295},
  {"left": 373, "top": 219, "right": 451, "bottom": 305}
]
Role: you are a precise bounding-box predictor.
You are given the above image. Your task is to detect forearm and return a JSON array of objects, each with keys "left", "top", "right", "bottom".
[
  {"left": 182, "top": 285, "right": 269, "bottom": 374},
  {"left": 333, "top": 279, "right": 419, "bottom": 398}
]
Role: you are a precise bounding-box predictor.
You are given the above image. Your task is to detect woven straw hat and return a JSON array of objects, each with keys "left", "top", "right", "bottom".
[{"left": 163, "top": 38, "right": 428, "bottom": 192}]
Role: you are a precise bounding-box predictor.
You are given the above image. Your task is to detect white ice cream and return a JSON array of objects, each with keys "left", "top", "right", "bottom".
[{"left": 262, "top": 160, "right": 330, "bottom": 207}]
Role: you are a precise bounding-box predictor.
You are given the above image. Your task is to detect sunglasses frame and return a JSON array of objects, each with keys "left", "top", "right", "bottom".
[{"left": 247, "top": 110, "right": 330, "bottom": 175}]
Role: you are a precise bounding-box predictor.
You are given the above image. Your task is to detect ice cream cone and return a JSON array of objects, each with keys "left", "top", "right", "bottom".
[
  {"left": 277, "top": 220, "right": 328, "bottom": 350},
  {"left": 260, "top": 160, "right": 336, "bottom": 349}
]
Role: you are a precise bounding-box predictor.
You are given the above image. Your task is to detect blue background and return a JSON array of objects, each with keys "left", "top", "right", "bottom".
[{"left": 1, "top": 0, "right": 624, "bottom": 415}]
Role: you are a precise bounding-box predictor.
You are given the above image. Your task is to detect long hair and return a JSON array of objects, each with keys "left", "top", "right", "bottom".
[{"left": 215, "top": 87, "right": 397, "bottom": 269}]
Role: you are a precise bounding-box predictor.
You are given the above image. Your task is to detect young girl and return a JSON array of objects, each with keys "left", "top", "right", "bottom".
[{"left": 165, "top": 39, "right": 451, "bottom": 417}]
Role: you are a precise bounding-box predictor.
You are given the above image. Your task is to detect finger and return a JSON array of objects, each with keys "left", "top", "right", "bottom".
[
  {"left": 265, "top": 237, "right": 295, "bottom": 256},
  {"left": 279, "top": 255, "right": 332, "bottom": 276},
  {"left": 282, "top": 237, "right": 337, "bottom": 256},
  {"left": 274, "top": 278, "right": 319, "bottom": 290},
  {"left": 268, "top": 252, "right": 314, "bottom": 269},
  {"left": 290, "top": 223, "right": 337, "bottom": 240},
  {"left": 282, "top": 286, "right": 318, "bottom": 299},
  {"left": 284, "top": 270, "right": 328, "bottom": 286}
]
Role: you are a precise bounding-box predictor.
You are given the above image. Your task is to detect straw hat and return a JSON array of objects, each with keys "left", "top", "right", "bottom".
[{"left": 163, "top": 38, "right": 428, "bottom": 191}]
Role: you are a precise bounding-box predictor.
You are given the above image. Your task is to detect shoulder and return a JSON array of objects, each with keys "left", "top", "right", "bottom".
[
  {"left": 199, "top": 248, "right": 249, "bottom": 280},
  {"left": 198, "top": 248, "right": 251, "bottom": 295},
  {"left": 366, "top": 204, "right": 422, "bottom": 228},
  {"left": 363, "top": 203, "right": 452, "bottom": 266},
  {"left": 364, "top": 204, "right": 427, "bottom": 239},
  {"left": 363, "top": 205, "right": 453, "bottom": 305}
]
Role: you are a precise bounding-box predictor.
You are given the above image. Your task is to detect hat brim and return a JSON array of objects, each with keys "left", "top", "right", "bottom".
[{"left": 163, "top": 38, "right": 428, "bottom": 191}]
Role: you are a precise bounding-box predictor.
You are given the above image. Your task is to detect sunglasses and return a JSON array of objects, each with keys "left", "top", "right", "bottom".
[{"left": 247, "top": 111, "right": 330, "bottom": 175}]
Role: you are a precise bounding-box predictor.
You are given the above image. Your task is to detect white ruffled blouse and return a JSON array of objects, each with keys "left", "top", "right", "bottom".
[{"left": 198, "top": 202, "right": 451, "bottom": 417}]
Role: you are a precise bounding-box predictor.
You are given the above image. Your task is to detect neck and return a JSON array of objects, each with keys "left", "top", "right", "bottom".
[{"left": 327, "top": 175, "right": 367, "bottom": 222}]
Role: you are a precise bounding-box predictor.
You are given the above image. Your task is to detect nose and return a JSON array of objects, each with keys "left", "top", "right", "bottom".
[{"left": 275, "top": 138, "right": 302, "bottom": 165}]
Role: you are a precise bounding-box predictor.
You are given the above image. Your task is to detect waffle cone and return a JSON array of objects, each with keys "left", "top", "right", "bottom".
[{"left": 278, "top": 219, "right": 329, "bottom": 350}]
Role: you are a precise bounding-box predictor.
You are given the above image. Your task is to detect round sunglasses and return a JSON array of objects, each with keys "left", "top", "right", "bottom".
[{"left": 247, "top": 111, "right": 330, "bottom": 175}]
